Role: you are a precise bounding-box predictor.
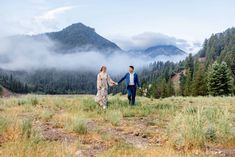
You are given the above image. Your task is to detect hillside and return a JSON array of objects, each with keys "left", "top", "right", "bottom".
[
  {"left": 0, "top": 85, "right": 13, "bottom": 97},
  {"left": 198, "top": 27, "right": 235, "bottom": 67}
]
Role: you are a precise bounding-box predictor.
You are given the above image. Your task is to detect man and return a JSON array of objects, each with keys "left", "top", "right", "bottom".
[{"left": 118, "top": 66, "right": 141, "bottom": 105}]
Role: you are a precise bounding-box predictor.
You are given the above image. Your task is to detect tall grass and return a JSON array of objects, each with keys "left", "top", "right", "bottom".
[
  {"left": 39, "top": 110, "right": 55, "bottom": 122},
  {"left": 105, "top": 110, "right": 123, "bottom": 126},
  {"left": 21, "top": 118, "right": 33, "bottom": 138},
  {"left": 65, "top": 116, "right": 88, "bottom": 134},
  {"left": 0, "top": 116, "right": 11, "bottom": 134},
  {"left": 167, "top": 106, "right": 235, "bottom": 150}
]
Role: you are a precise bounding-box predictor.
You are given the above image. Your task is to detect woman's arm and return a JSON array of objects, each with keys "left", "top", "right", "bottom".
[
  {"left": 97, "top": 74, "right": 102, "bottom": 89},
  {"left": 107, "top": 74, "right": 116, "bottom": 86}
]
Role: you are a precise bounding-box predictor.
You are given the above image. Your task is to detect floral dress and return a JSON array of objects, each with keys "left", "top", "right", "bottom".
[{"left": 95, "top": 72, "right": 115, "bottom": 107}]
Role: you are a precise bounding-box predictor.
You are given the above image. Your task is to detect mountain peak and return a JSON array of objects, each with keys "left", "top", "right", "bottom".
[
  {"left": 144, "top": 45, "right": 186, "bottom": 57},
  {"left": 45, "top": 22, "right": 121, "bottom": 52},
  {"left": 63, "top": 23, "right": 95, "bottom": 32}
]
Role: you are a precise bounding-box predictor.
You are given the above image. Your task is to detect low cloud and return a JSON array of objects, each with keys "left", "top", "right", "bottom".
[
  {"left": 111, "top": 32, "right": 202, "bottom": 54},
  {"left": 0, "top": 36, "right": 186, "bottom": 75},
  {"left": 0, "top": 36, "right": 148, "bottom": 74}
]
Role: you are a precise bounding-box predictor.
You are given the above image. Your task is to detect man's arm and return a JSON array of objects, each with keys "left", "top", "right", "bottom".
[{"left": 118, "top": 73, "right": 127, "bottom": 84}]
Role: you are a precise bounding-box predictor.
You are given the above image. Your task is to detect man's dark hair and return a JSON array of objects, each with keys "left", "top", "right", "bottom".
[{"left": 129, "top": 66, "right": 134, "bottom": 70}]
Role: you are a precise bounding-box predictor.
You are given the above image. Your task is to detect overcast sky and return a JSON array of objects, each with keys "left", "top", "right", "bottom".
[{"left": 1, "top": 0, "right": 235, "bottom": 52}]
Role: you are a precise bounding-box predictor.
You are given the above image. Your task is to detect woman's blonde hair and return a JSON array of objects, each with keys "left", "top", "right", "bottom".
[{"left": 100, "top": 65, "right": 107, "bottom": 72}]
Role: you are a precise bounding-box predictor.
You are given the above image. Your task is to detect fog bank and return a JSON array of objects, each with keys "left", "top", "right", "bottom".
[{"left": 0, "top": 36, "right": 186, "bottom": 75}]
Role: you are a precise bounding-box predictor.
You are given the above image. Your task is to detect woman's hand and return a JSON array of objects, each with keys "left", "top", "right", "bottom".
[{"left": 111, "top": 82, "right": 118, "bottom": 86}]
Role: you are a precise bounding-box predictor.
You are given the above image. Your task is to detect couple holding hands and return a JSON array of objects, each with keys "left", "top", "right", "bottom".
[{"left": 95, "top": 65, "right": 141, "bottom": 109}]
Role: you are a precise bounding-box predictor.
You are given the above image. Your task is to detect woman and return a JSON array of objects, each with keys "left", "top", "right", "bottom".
[{"left": 95, "top": 65, "right": 117, "bottom": 109}]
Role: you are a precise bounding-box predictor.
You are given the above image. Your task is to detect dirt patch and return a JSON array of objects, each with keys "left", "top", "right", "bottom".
[
  {"left": 87, "top": 118, "right": 163, "bottom": 149},
  {"left": 75, "top": 140, "right": 108, "bottom": 157},
  {"left": 207, "top": 148, "right": 235, "bottom": 157},
  {"left": 34, "top": 121, "right": 76, "bottom": 144},
  {"left": 104, "top": 127, "right": 150, "bottom": 148}
]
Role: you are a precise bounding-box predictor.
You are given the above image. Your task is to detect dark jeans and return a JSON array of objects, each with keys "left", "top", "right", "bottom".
[{"left": 127, "top": 85, "right": 136, "bottom": 105}]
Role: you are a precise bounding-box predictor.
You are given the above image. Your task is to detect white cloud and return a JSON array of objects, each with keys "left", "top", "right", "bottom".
[
  {"left": 23, "top": 6, "right": 76, "bottom": 34},
  {"left": 111, "top": 32, "right": 202, "bottom": 54},
  {"left": 35, "top": 6, "right": 74, "bottom": 21}
]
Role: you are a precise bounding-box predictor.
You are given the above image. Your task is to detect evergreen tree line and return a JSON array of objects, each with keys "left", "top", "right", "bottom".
[{"left": 140, "top": 28, "right": 235, "bottom": 98}]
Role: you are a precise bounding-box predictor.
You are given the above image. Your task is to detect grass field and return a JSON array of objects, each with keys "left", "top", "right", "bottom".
[{"left": 0, "top": 95, "right": 234, "bottom": 157}]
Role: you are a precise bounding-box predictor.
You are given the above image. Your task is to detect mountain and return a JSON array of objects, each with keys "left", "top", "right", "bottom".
[
  {"left": 43, "top": 23, "right": 122, "bottom": 53},
  {"left": 144, "top": 45, "right": 187, "bottom": 57}
]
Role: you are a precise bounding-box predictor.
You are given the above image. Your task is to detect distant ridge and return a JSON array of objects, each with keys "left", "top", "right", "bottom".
[{"left": 144, "top": 45, "right": 187, "bottom": 57}]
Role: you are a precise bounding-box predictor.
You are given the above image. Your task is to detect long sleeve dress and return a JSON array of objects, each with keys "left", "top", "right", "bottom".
[{"left": 95, "top": 72, "right": 115, "bottom": 107}]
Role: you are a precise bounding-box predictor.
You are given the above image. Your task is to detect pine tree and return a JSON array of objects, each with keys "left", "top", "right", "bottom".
[
  {"left": 207, "top": 62, "right": 234, "bottom": 96},
  {"left": 166, "top": 80, "right": 175, "bottom": 97},
  {"left": 179, "top": 73, "right": 186, "bottom": 96},
  {"left": 182, "top": 54, "right": 194, "bottom": 96},
  {"left": 183, "top": 69, "right": 192, "bottom": 96},
  {"left": 192, "top": 62, "right": 207, "bottom": 96}
]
